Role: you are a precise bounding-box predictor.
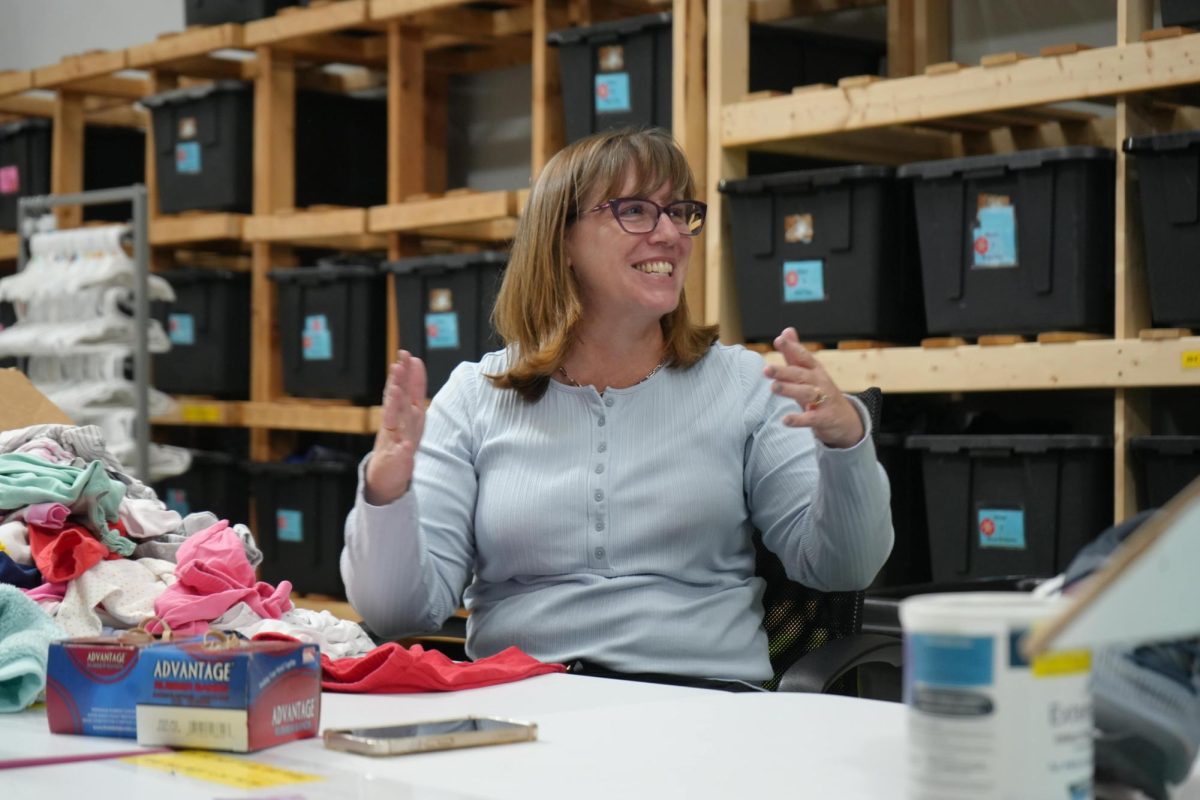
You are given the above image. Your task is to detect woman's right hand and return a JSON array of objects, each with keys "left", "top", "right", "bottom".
[{"left": 364, "top": 350, "right": 427, "bottom": 505}]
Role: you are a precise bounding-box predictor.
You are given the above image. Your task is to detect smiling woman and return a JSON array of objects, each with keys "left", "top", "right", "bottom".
[{"left": 342, "top": 128, "right": 894, "bottom": 689}]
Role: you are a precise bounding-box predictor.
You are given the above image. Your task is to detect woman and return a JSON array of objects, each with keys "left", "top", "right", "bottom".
[{"left": 342, "top": 128, "right": 892, "bottom": 686}]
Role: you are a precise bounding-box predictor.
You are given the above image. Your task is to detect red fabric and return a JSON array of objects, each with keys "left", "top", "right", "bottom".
[
  {"left": 252, "top": 632, "right": 566, "bottom": 693},
  {"left": 28, "top": 521, "right": 110, "bottom": 582}
]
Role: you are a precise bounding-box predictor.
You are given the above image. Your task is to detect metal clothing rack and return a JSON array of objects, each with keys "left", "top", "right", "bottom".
[{"left": 16, "top": 184, "right": 151, "bottom": 479}]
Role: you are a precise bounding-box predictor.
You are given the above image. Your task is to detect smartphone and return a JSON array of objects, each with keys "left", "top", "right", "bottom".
[{"left": 323, "top": 716, "right": 537, "bottom": 756}]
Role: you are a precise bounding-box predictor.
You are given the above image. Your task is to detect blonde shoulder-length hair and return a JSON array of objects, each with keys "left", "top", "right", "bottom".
[{"left": 488, "top": 127, "right": 719, "bottom": 401}]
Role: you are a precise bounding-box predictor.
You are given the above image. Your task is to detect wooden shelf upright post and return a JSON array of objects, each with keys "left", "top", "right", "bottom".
[
  {"left": 532, "top": 0, "right": 565, "bottom": 177},
  {"left": 887, "top": 0, "right": 950, "bottom": 78},
  {"left": 673, "top": 0, "right": 707, "bottom": 321},
  {"left": 251, "top": 45, "right": 298, "bottom": 462},
  {"left": 1114, "top": 0, "right": 1156, "bottom": 521},
  {"left": 50, "top": 91, "right": 85, "bottom": 229}
]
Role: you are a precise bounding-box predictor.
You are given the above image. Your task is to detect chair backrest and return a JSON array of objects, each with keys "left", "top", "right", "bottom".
[{"left": 755, "top": 387, "right": 883, "bottom": 692}]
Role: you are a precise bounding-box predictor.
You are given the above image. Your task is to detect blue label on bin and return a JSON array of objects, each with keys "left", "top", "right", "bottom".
[
  {"left": 979, "top": 507, "right": 1026, "bottom": 549},
  {"left": 276, "top": 509, "right": 303, "bottom": 543},
  {"left": 164, "top": 488, "right": 190, "bottom": 517},
  {"left": 910, "top": 633, "right": 994, "bottom": 687},
  {"left": 175, "top": 142, "right": 202, "bottom": 175},
  {"left": 425, "top": 312, "right": 460, "bottom": 350},
  {"left": 168, "top": 313, "right": 195, "bottom": 346},
  {"left": 972, "top": 200, "right": 1017, "bottom": 268},
  {"left": 303, "top": 314, "right": 332, "bottom": 361},
  {"left": 782, "top": 260, "right": 825, "bottom": 302},
  {"left": 595, "top": 73, "right": 632, "bottom": 113}
]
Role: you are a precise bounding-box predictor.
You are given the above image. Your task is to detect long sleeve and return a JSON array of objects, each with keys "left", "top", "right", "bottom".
[
  {"left": 340, "top": 364, "right": 481, "bottom": 639},
  {"left": 742, "top": 352, "right": 894, "bottom": 592}
]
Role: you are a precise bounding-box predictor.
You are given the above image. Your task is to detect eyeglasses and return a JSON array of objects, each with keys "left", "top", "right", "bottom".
[{"left": 588, "top": 197, "right": 707, "bottom": 236}]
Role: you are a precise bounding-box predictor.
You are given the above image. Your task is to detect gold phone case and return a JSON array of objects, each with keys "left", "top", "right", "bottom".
[{"left": 323, "top": 716, "right": 537, "bottom": 756}]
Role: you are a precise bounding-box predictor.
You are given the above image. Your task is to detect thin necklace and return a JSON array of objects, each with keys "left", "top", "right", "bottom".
[{"left": 558, "top": 358, "right": 668, "bottom": 391}]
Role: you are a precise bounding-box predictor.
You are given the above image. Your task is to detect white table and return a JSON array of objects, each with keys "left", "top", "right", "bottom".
[{"left": 1, "top": 674, "right": 1197, "bottom": 799}]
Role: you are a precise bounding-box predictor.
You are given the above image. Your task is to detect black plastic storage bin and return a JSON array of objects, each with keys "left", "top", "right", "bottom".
[
  {"left": 0, "top": 120, "right": 145, "bottom": 230},
  {"left": 870, "top": 432, "right": 930, "bottom": 589},
  {"left": 155, "top": 450, "right": 250, "bottom": 526},
  {"left": 270, "top": 262, "right": 387, "bottom": 404},
  {"left": 719, "top": 166, "right": 922, "bottom": 343},
  {"left": 897, "top": 147, "right": 1115, "bottom": 337},
  {"left": 1130, "top": 436, "right": 1200, "bottom": 509},
  {"left": 384, "top": 251, "right": 507, "bottom": 396},
  {"left": 185, "top": 0, "right": 306, "bottom": 25},
  {"left": 1161, "top": 0, "right": 1200, "bottom": 27},
  {"left": 144, "top": 82, "right": 385, "bottom": 214},
  {"left": 154, "top": 268, "right": 251, "bottom": 399},
  {"left": 548, "top": 12, "right": 883, "bottom": 143},
  {"left": 144, "top": 82, "right": 253, "bottom": 215},
  {"left": 0, "top": 301, "right": 15, "bottom": 369},
  {"left": 905, "top": 434, "right": 1112, "bottom": 583},
  {"left": 247, "top": 459, "right": 356, "bottom": 597},
  {"left": 1122, "top": 131, "right": 1200, "bottom": 328}
]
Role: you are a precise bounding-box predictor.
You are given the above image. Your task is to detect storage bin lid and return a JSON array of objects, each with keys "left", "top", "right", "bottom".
[
  {"left": 905, "top": 433, "right": 1112, "bottom": 454},
  {"left": 267, "top": 264, "right": 381, "bottom": 284},
  {"left": 383, "top": 250, "right": 508, "bottom": 276},
  {"left": 719, "top": 164, "right": 895, "bottom": 195},
  {"left": 161, "top": 267, "right": 248, "bottom": 284},
  {"left": 0, "top": 118, "right": 51, "bottom": 139},
  {"left": 140, "top": 80, "right": 251, "bottom": 109},
  {"left": 547, "top": 11, "right": 671, "bottom": 46},
  {"left": 1130, "top": 435, "right": 1200, "bottom": 455},
  {"left": 1123, "top": 130, "right": 1200, "bottom": 153},
  {"left": 182, "top": 449, "right": 241, "bottom": 467},
  {"left": 896, "top": 146, "right": 1114, "bottom": 181},
  {"left": 244, "top": 459, "right": 356, "bottom": 476}
]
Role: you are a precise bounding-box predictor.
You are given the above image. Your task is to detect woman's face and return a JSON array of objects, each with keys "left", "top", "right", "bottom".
[{"left": 564, "top": 175, "right": 692, "bottom": 329}]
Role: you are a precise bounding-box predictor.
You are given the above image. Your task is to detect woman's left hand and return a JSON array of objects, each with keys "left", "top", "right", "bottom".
[{"left": 764, "top": 327, "right": 865, "bottom": 449}]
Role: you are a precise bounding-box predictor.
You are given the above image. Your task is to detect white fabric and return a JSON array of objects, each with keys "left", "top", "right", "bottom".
[
  {"left": 0, "top": 521, "right": 32, "bottom": 566},
  {"left": 212, "top": 603, "right": 376, "bottom": 660},
  {"left": 118, "top": 498, "right": 183, "bottom": 541},
  {"left": 53, "top": 557, "right": 176, "bottom": 637}
]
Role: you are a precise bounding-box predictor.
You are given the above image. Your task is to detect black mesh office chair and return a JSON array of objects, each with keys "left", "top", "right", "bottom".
[{"left": 756, "top": 387, "right": 904, "bottom": 693}]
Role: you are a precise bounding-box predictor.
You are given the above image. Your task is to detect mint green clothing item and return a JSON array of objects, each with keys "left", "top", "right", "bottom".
[
  {"left": 0, "top": 584, "right": 66, "bottom": 712},
  {"left": 0, "top": 454, "right": 131, "bottom": 557}
]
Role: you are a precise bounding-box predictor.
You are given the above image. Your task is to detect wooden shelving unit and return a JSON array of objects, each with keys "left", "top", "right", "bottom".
[
  {"left": 0, "top": 234, "right": 18, "bottom": 263},
  {"left": 709, "top": 0, "right": 1200, "bottom": 521}
]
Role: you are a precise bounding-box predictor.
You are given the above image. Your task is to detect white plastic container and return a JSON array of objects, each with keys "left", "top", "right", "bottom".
[{"left": 900, "top": 592, "right": 1093, "bottom": 800}]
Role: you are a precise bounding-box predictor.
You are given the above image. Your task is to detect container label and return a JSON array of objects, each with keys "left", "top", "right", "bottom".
[
  {"left": 168, "top": 313, "right": 195, "bottom": 346},
  {"left": 0, "top": 165, "right": 18, "bottom": 194},
  {"left": 302, "top": 315, "right": 332, "bottom": 361},
  {"left": 176, "top": 142, "right": 202, "bottom": 175},
  {"left": 1183, "top": 351, "right": 1200, "bottom": 369},
  {"left": 276, "top": 509, "right": 303, "bottom": 543},
  {"left": 178, "top": 116, "right": 198, "bottom": 140},
  {"left": 972, "top": 194, "right": 1017, "bottom": 268},
  {"left": 595, "top": 73, "right": 632, "bottom": 114},
  {"left": 429, "top": 287, "right": 453, "bottom": 312},
  {"left": 979, "top": 507, "right": 1025, "bottom": 549},
  {"left": 165, "top": 488, "right": 190, "bottom": 517},
  {"left": 598, "top": 44, "right": 625, "bottom": 72},
  {"left": 911, "top": 633, "right": 994, "bottom": 688},
  {"left": 784, "top": 213, "right": 814, "bottom": 244},
  {"left": 782, "top": 260, "right": 825, "bottom": 303},
  {"left": 426, "top": 312, "right": 460, "bottom": 350},
  {"left": 181, "top": 404, "right": 221, "bottom": 423}
]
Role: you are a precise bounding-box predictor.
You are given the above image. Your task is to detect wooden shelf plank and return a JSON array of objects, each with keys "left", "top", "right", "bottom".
[
  {"left": 370, "top": 0, "right": 484, "bottom": 19},
  {"left": 722, "top": 33, "right": 1200, "bottom": 147},
  {"left": 0, "top": 70, "right": 32, "bottom": 97},
  {"left": 243, "top": 0, "right": 370, "bottom": 46},
  {"left": 0, "top": 233, "right": 18, "bottom": 262},
  {"left": 241, "top": 401, "right": 376, "bottom": 433},
  {"left": 367, "top": 190, "right": 517, "bottom": 233},
  {"left": 127, "top": 25, "right": 246, "bottom": 70},
  {"left": 244, "top": 208, "right": 368, "bottom": 242},
  {"left": 150, "top": 213, "right": 246, "bottom": 246},
  {"left": 152, "top": 398, "right": 245, "bottom": 427},
  {"left": 33, "top": 50, "right": 127, "bottom": 89},
  {"left": 762, "top": 338, "right": 1200, "bottom": 393}
]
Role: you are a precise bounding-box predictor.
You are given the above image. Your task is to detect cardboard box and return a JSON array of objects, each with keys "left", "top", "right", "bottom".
[
  {"left": 0, "top": 368, "right": 73, "bottom": 429},
  {"left": 45, "top": 636, "right": 180, "bottom": 738},
  {"left": 135, "top": 637, "right": 321, "bottom": 753}
]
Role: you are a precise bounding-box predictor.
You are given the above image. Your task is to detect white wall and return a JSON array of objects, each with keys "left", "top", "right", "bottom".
[{"left": 0, "top": 0, "right": 182, "bottom": 71}]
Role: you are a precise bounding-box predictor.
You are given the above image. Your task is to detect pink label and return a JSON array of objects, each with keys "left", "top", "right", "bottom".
[{"left": 0, "top": 165, "right": 18, "bottom": 195}]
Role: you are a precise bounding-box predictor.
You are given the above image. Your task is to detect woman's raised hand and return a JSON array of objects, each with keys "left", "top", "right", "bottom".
[
  {"left": 764, "top": 327, "right": 865, "bottom": 449},
  {"left": 364, "top": 350, "right": 427, "bottom": 505}
]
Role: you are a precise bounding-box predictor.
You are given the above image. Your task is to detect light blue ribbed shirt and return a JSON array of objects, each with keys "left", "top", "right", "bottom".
[{"left": 341, "top": 344, "right": 893, "bottom": 681}]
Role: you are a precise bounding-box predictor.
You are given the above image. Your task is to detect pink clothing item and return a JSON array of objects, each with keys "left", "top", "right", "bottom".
[
  {"left": 153, "top": 520, "right": 292, "bottom": 636},
  {"left": 23, "top": 503, "right": 70, "bottom": 530},
  {"left": 23, "top": 581, "right": 68, "bottom": 602},
  {"left": 28, "top": 522, "right": 111, "bottom": 583}
]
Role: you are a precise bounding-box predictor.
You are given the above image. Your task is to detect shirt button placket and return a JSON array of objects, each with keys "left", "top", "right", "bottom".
[{"left": 589, "top": 395, "right": 611, "bottom": 569}]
